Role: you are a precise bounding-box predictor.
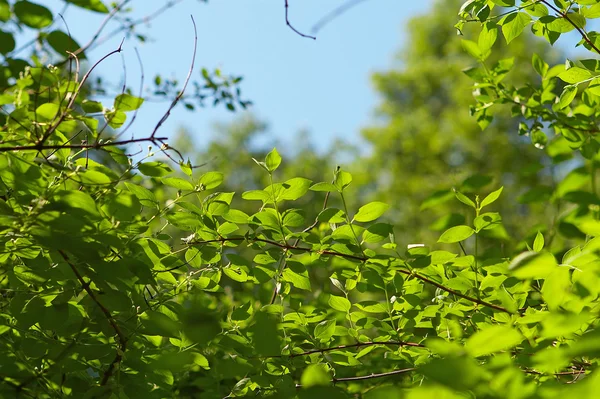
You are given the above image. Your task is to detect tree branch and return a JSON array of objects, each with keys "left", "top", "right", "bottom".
[
  {"left": 285, "top": 0, "right": 316, "bottom": 40},
  {"left": 57, "top": 250, "right": 127, "bottom": 385}
]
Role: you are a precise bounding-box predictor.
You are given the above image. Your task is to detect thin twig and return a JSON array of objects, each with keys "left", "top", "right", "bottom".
[
  {"left": 150, "top": 15, "right": 197, "bottom": 138},
  {"left": 57, "top": 250, "right": 127, "bottom": 385},
  {"left": 0, "top": 136, "right": 167, "bottom": 152},
  {"left": 284, "top": 0, "right": 316, "bottom": 40},
  {"left": 311, "top": 0, "right": 369, "bottom": 34},
  {"left": 266, "top": 340, "right": 424, "bottom": 359},
  {"left": 540, "top": 0, "right": 600, "bottom": 55}
]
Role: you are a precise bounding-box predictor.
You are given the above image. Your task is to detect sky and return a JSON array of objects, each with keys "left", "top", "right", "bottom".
[{"left": 38, "top": 0, "right": 433, "bottom": 154}]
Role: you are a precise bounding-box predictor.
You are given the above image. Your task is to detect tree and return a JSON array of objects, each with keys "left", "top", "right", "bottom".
[
  {"left": 2, "top": 1, "right": 600, "bottom": 398},
  {"left": 356, "top": 0, "right": 560, "bottom": 251}
]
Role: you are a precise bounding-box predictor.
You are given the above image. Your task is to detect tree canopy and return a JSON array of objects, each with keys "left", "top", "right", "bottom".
[{"left": 2, "top": 1, "right": 600, "bottom": 398}]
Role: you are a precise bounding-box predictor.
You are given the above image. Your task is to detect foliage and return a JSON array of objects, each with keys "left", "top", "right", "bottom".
[{"left": 2, "top": 1, "right": 600, "bottom": 399}]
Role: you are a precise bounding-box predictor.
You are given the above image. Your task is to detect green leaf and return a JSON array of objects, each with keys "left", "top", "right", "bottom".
[
  {"left": 492, "top": 0, "right": 515, "bottom": 6},
  {"left": 0, "top": 30, "right": 15, "bottom": 54},
  {"left": 124, "top": 182, "right": 158, "bottom": 207},
  {"left": 362, "top": 223, "right": 394, "bottom": 243},
  {"left": 138, "top": 161, "right": 173, "bottom": 177},
  {"left": 541, "top": 267, "right": 571, "bottom": 311},
  {"left": 14, "top": 1, "right": 53, "bottom": 28},
  {"left": 301, "top": 364, "right": 330, "bottom": 388},
  {"left": 314, "top": 319, "right": 336, "bottom": 342},
  {"left": 465, "top": 325, "right": 524, "bottom": 357},
  {"left": 558, "top": 67, "right": 593, "bottom": 84},
  {"left": 280, "top": 177, "right": 312, "bottom": 200},
  {"left": 438, "top": 225, "right": 474, "bottom": 243},
  {"left": 65, "top": 0, "right": 109, "bottom": 13},
  {"left": 509, "top": 251, "right": 558, "bottom": 279},
  {"left": 35, "top": 103, "right": 59, "bottom": 121},
  {"left": 265, "top": 147, "right": 282, "bottom": 172},
  {"left": 533, "top": 231, "right": 544, "bottom": 252},
  {"left": 478, "top": 22, "right": 498, "bottom": 52},
  {"left": 461, "top": 39, "right": 484, "bottom": 60},
  {"left": 480, "top": 186, "right": 503, "bottom": 209},
  {"left": 454, "top": 189, "right": 476, "bottom": 208},
  {"left": 500, "top": 12, "right": 532, "bottom": 44},
  {"left": 557, "top": 85, "right": 577, "bottom": 109},
  {"left": 81, "top": 100, "right": 103, "bottom": 113},
  {"left": 310, "top": 182, "right": 338, "bottom": 192},
  {"left": 46, "top": 30, "right": 85, "bottom": 58},
  {"left": 328, "top": 295, "right": 351, "bottom": 312},
  {"left": 199, "top": 171, "right": 224, "bottom": 189},
  {"left": 353, "top": 201, "right": 390, "bottom": 223},
  {"left": 161, "top": 177, "right": 194, "bottom": 191},
  {"left": 114, "top": 93, "right": 144, "bottom": 112},
  {"left": 334, "top": 170, "right": 352, "bottom": 191},
  {"left": 105, "top": 109, "right": 126, "bottom": 128}
]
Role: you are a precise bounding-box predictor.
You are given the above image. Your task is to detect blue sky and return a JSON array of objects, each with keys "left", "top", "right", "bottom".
[{"left": 41, "top": 1, "right": 433, "bottom": 153}]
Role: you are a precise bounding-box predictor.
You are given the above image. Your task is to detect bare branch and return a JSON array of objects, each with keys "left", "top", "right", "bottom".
[
  {"left": 150, "top": 15, "right": 198, "bottom": 138},
  {"left": 311, "top": 0, "right": 370, "bottom": 34},
  {"left": 285, "top": 0, "right": 316, "bottom": 40}
]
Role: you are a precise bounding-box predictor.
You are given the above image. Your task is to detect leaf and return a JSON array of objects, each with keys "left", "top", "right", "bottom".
[
  {"left": 138, "top": 161, "right": 173, "bottom": 177},
  {"left": 35, "top": 103, "right": 59, "bottom": 121},
  {"left": 310, "top": 182, "right": 338, "bottom": 192},
  {"left": 334, "top": 170, "right": 352, "bottom": 191},
  {"left": 14, "top": 1, "right": 53, "bottom": 28},
  {"left": 280, "top": 177, "right": 312, "bottom": 200},
  {"left": 491, "top": 0, "right": 515, "bottom": 6},
  {"left": 114, "top": 93, "right": 144, "bottom": 112},
  {"left": 557, "top": 85, "right": 577, "bottom": 109},
  {"left": 199, "top": 171, "right": 224, "bottom": 189},
  {"left": 478, "top": 22, "right": 498, "bottom": 52},
  {"left": 558, "top": 67, "right": 593, "bottom": 84},
  {"left": 533, "top": 231, "right": 544, "bottom": 252},
  {"left": 362, "top": 223, "right": 394, "bottom": 243},
  {"left": 161, "top": 177, "right": 194, "bottom": 191},
  {"left": 328, "top": 295, "right": 351, "bottom": 312},
  {"left": 461, "top": 39, "right": 483, "bottom": 60},
  {"left": 509, "top": 251, "right": 558, "bottom": 279},
  {"left": 454, "top": 190, "right": 476, "bottom": 208},
  {"left": 438, "top": 225, "right": 474, "bottom": 243},
  {"left": 480, "top": 186, "right": 503, "bottom": 209},
  {"left": 500, "top": 12, "right": 531, "bottom": 44},
  {"left": 65, "top": 0, "right": 109, "bottom": 13},
  {"left": 265, "top": 147, "right": 281, "bottom": 172},
  {"left": 0, "top": 30, "right": 15, "bottom": 54},
  {"left": 541, "top": 267, "right": 571, "bottom": 311},
  {"left": 353, "top": 202, "right": 390, "bottom": 223},
  {"left": 124, "top": 182, "right": 158, "bottom": 207},
  {"left": 301, "top": 364, "right": 330, "bottom": 388},
  {"left": 81, "top": 100, "right": 103, "bottom": 113},
  {"left": 465, "top": 325, "right": 524, "bottom": 357},
  {"left": 314, "top": 320, "right": 336, "bottom": 342},
  {"left": 46, "top": 30, "right": 85, "bottom": 58}
]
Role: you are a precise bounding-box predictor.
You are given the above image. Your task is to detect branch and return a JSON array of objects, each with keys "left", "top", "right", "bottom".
[
  {"left": 295, "top": 367, "right": 415, "bottom": 387},
  {"left": 539, "top": 0, "right": 600, "bottom": 55},
  {"left": 189, "top": 236, "right": 513, "bottom": 314},
  {"left": 273, "top": 340, "right": 424, "bottom": 359},
  {"left": 150, "top": 15, "right": 197, "bottom": 139},
  {"left": 284, "top": 0, "right": 316, "bottom": 40},
  {"left": 311, "top": 0, "right": 370, "bottom": 34},
  {"left": 0, "top": 136, "right": 168, "bottom": 153},
  {"left": 57, "top": 250, "right": 127, "bottom": 385}
]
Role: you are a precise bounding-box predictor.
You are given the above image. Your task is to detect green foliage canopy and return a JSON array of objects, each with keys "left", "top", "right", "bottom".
[{"left": 2, "top": 1, "right": 600, "bottom": 399}]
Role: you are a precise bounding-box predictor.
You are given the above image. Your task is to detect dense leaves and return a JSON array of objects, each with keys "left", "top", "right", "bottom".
[{"left": 2, "top": 0, "right": 600, "bottom": 398}]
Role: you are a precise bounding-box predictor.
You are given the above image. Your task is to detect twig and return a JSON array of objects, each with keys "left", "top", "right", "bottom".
[
  {"left": 295, "top": 367, "right": 415, "bottom": 388},
  {"left": 311, "top": 0, "right": 370, "bottom": 34},
  {"left": 57, "top": 250, "right": 127, "bottom": 385},
  {"left": 150, "top": 15, "right": 197, "bottom": 138},
  {"left": 0, "top": 136, "right": 167, "bottom": 152},
  {"left": 284, "top": 0, "right": 316, "bottom": 40},
  {"left": 540, "top": 0, "right": 600, "bottom": 55},
  {"left": 266, "top": 340, "right": 424, "bottom": 359},
  {"left": 189, "top": 236, "right": 512, "bottom": 314}
]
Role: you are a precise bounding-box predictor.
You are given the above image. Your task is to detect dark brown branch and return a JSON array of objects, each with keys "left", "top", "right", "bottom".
[
  {"left": 37, "top": 39, "right": 124, "bottom": 147},
  {"left": 540, "top": 0, "right": 600, "bottom": 55},
  {"left": 279, "top": 341, "right": 424, "bottom": 358},
  {"left": 190, "top": 236, "right": 512, "bottom": 314},
  {"left": 0, "top": 136, "right": 167, "bottom": 152},
  {"left": 150, "top": 15, "right": 197, "bottom": 138},
  {"left": 295, "top": 367, "right": 415, "bottom": 387},
  {"left": 285, "top": 0, "right": 316, "bottom": 40},
  {"left": 57, "top": 250, "right": 127, "bottom": 385}
]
